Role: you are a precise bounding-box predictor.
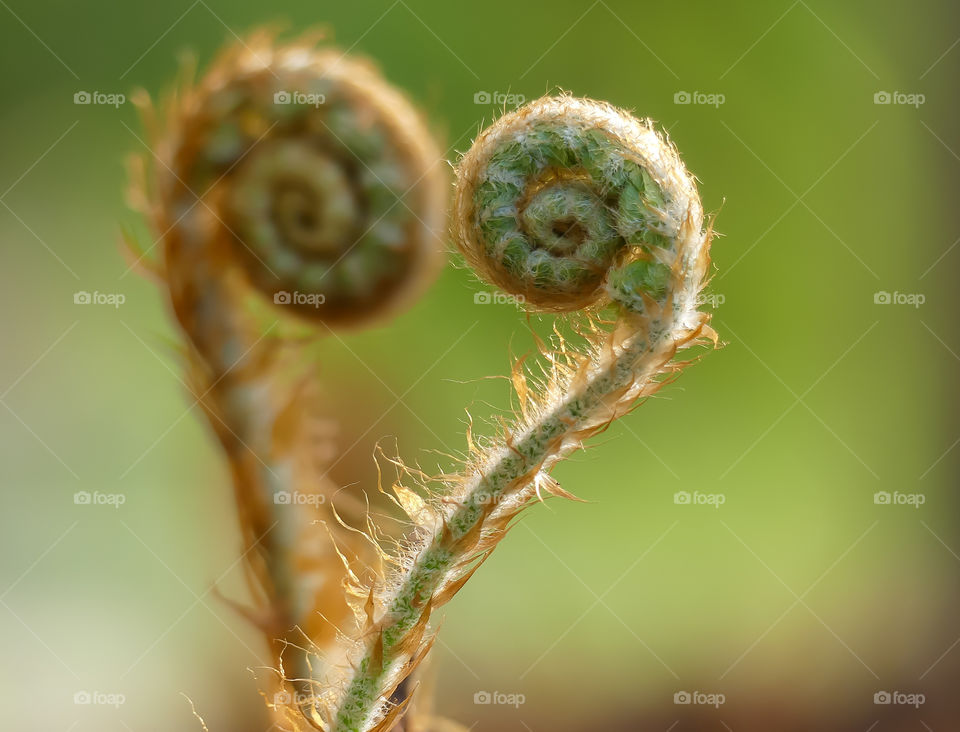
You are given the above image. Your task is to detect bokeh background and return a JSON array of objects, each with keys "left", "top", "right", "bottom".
[{"left": 1, "top": 0, "right": 958, "bottom": 730}]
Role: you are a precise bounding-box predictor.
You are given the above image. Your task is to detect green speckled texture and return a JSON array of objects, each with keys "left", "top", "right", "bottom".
[
  {"left": 185, "top": 71, "right": 420, "bottom": 320},
  {"left": 472, "top": 122, "right": 672, "bottom": 308}
]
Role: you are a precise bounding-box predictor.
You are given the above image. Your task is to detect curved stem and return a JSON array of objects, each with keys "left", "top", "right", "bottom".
[
  {"left": 329, "top": 274, "right": 710, "bottom": 731},
  {"left": 164, "top": 243, "right": 326, "bottom": 683}
]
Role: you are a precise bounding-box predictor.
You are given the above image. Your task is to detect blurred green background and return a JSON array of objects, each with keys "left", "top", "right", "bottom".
[{"left": 1, "top": 0, "right": 958, "bottom": 730}]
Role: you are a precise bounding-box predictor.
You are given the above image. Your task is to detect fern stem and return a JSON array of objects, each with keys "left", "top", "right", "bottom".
[{"left": 320, "top": 96, "right": 715, "bottom": 732}]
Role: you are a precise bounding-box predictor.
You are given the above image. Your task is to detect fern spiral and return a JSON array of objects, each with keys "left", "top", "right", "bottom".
[
  {"left": 146, "top": 31, "right": 446, "bottom": 331},
  {"left": 453, "top": 95, "right": 702, "bottom": 316},
  {"left": 312, "top": 95, "right": 715, "bottom": 732},
  {"left": 129, "top": 31, "right": 447, "bottom": 719}
]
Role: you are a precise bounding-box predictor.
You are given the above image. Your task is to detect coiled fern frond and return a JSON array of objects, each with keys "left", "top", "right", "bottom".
[
  {"left": 306, "top": 95, "right": 716, "bottom": 732},
  {"left": 127, "top": 29, "right": 447, "bottom": 718}
]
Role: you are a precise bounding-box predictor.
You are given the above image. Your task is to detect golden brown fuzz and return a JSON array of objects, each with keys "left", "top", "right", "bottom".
[
  {"left": 134, "top": 29, "right": 447, "bottom": 333},
  {"left": 307, "top": 95, "right": 717, "bottom": 732},
  {"left": 126, "top": 29, "right": 448, "bottom": 725}
]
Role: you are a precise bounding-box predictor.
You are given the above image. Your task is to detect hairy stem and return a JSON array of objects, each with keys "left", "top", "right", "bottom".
[
  {"left": 318, "top": 95, "right": 714, "bottom": 732},
  {"left": 334, "top": 306, "right": 699, "bottom": 731},
  {"left": 131, "top": 31, "right": 447, "bottom": 716}
]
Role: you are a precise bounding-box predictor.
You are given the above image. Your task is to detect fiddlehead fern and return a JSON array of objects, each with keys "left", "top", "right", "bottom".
[
  {"left": 312, "top": 95, "right": 715, "bottom": 732},
  {"left": 454, "top": 95, "right": 698, "bottom": 315},
  {"left": 141, "top": 30, "right": 446, "bottom": 334},
  {"left": 128, "top": 29, "right": 446, "bottom": 712}
]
